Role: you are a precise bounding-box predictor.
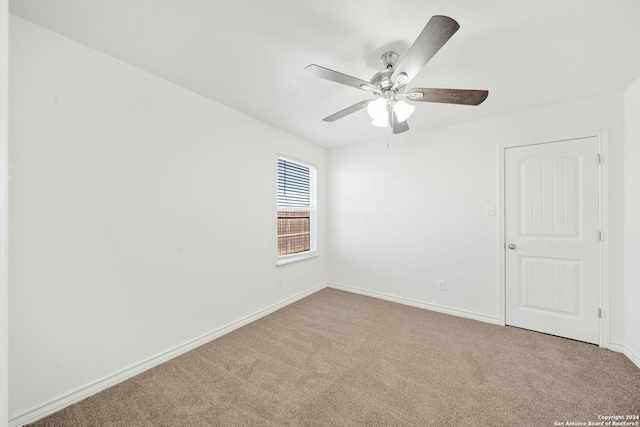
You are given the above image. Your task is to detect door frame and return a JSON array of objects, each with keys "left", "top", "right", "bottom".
[
  {"left": 1, "top": 0, "right": 8, "bottom": 424},
  {"left": 497, "top": 129, "right": 610, "bottom": 348}
]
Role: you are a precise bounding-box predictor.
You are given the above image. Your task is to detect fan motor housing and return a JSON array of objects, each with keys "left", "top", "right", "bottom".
[
  {"left": 370, "top": 69, "right": 394, "bottom": 91},
  {"left": 370, "top": 69, "right": 405, "bottom": 93}
]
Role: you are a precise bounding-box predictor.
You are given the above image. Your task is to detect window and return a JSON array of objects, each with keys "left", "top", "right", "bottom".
[{"left": 277, "top": 156, "right": 317, "bottom": 265}]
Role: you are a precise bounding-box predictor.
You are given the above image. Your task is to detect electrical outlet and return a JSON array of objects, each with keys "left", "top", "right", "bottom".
[
  {"left": 437, "top": 280, "right": 445, "bottom": 291},
  {"left": 277, "top": 277, "right": 284, "bottom": 289}
]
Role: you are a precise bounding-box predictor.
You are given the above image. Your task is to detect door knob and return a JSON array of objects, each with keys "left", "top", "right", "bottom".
[{"left": 508, "top": 243, "right": 516, "bottom": 249}]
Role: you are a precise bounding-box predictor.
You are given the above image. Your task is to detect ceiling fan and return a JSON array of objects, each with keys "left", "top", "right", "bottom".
[{"left": 305, "top": 15, "right": 488, "bottom": 134}]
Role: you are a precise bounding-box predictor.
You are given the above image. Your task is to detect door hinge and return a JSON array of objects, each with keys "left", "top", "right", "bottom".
[
  {"left": 598, "top": 308, "right": 602, "bottom": 318},
  {"left": 597, "top": 153, "right": 603, "bottom": 164},
  {"left": 598, "top": 231, "right": 603, "bottom": 241}
]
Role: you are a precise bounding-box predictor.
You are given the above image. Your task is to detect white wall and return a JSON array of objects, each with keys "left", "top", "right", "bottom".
[
  {"left": 328, "top": 92, "right": 626, "bottom": 342},
  {"left": 8, "top": 15, "right": 327, "bottom": 423},
  {"left": 1, "top": 0, "right": 9, "bottom": 426},
  {"left": 624, "top": 77, "right": 640, "bottom": 367}
]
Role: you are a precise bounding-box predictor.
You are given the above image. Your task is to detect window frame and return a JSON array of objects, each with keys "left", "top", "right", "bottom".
[{"left": 276, "top": 155, "right": 317, "bottom": 267}]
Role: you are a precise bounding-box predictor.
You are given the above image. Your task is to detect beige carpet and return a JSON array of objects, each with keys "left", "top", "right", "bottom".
[{"left": 28, "top": 288, "right": 640, "bottom": 426}]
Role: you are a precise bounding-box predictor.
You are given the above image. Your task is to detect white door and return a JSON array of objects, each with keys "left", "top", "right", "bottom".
[{"left": 504, "top": 137, "right": 600, "bottom": 344}]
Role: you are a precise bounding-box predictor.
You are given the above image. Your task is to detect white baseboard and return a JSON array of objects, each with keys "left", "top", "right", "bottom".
[
  {"left": 625, "top": 346, "right": 640, "bottom": 370},
  {"left": 328, "top": 282, "right": 500, "bottom": 325},
  {"left": 602, "top": 342, "right": 640, "bottom": 370},
  {"left": 607, "top": 341, "right": 626, "bottom": 353},
  {"left": 9, "top": 282, "right": 328, "bottom": 427}
]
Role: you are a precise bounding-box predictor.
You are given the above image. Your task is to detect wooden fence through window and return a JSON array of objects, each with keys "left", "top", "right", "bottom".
[{"left": 278, "top": 210, "right": 310, "bottom": 255}]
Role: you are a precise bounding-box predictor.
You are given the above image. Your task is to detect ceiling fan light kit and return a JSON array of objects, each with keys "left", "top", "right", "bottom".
[
  {"left": 305, "top": 15, "right": 489, "bottom": 135},
  {"left": 367, "top": 97, "right": 415, "bottom": 128}
]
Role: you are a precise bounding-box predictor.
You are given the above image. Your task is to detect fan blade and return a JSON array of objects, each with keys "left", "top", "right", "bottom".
[
  {"left": 391, "top": 16, "right": 460, "bottom": 85},
  {"left": 407, "top": 88, "right": 489, "bottom": 105},
  {"left": 322, "top": 100, "right": 372, "bottom": 122},
  {"left": 306, "top": 64, "right": 377, "bottom": 91},
  {"left": 390, "top": 108, "right": 410, "bottom": 134}
]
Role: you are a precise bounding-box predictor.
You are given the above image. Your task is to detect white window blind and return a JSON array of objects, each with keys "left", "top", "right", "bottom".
[{"left": 277, "top": 158, "right": 310, "bottom": 207}]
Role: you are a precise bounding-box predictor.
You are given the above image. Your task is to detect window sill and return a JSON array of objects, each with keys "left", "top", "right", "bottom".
[{"left": 276, "top": 251, "right": 318, "bottom": 268}]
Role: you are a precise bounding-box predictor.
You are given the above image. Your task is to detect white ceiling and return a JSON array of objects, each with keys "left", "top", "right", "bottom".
[{"left": 9, "top": 0, "right": 640, "bottom": 148}]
